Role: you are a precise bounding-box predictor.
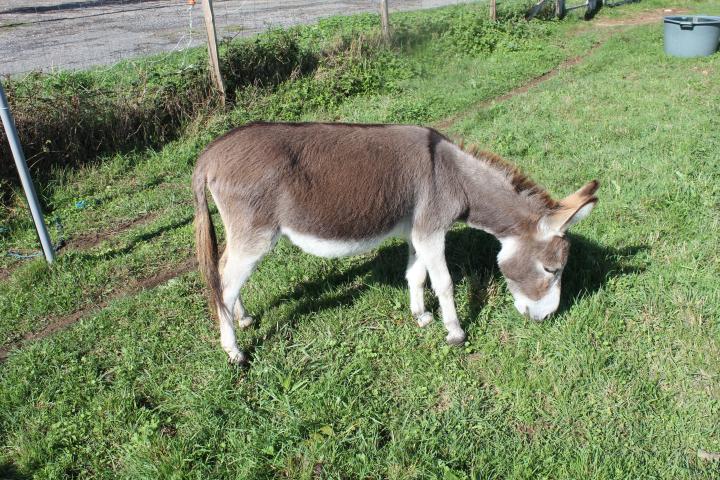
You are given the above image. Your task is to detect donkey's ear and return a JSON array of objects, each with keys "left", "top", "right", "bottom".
[
  {"left": 540, "top": 181, "right": 599, "bottom": 235},
  {"left": 560, "top": 180, "right": 600, "bottom": 207}
]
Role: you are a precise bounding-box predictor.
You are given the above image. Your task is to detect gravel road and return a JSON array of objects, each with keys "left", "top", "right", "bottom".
[{"left": 1, "top": 0, "right": 471, "bottom": 76}]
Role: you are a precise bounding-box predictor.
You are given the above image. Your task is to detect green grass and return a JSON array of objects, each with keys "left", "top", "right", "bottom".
[{"left": 1, "top": 1, "right": 720, "bottom": 478}]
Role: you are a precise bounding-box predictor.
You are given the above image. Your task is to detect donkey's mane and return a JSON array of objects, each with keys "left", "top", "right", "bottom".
[{"left": 460, "top": 142, "right": 558, "bottom": 210}]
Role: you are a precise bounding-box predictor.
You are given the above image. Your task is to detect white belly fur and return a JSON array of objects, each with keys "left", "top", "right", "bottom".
[{"left": 281, "top": 221, "right": 410, "bottom": 258}]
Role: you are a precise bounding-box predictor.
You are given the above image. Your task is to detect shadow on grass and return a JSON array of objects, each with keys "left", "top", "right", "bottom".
[
  {"left": 0, "top": 461, "right": 30, "bottom": 480},
  {"left": 74, "top": 212, "right": 195, "bottom": 261},
  {"left": 558, "top": 234, "right": 648, "bottom": 315},
  {"left": 243, "top": 227, "right": 648, "bottom": 360}
]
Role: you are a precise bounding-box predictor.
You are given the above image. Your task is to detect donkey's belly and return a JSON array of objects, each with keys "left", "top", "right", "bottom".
[{"left": 281, "top": 221, "right": 409, "bottom": 258}]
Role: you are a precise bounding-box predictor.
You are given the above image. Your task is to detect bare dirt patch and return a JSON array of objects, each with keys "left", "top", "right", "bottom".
[
  {"left": 594, "top": 8, "right": 689, "bottom": 27},
  {"left": 134, "top": 256, "right": 197, "bottom": 291},
  {"left": 64, "top": 211, "right": 160, "bottom": 251},
  {"left": 433, "top": 386, "right": 453, "bottom": 413}
]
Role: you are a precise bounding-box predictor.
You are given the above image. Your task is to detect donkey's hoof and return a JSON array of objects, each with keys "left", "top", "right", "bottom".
[
  {"left": 446, "top": 330, "right": 466, "bottom": 346},
  {"left": 416, "top": 312, "right": 433, "bottom": 327},
  {"left": 237, "top": 316, "right": 255, "bottom": 329},
  {"left": 228, "top": 350, "right": 248, "bottom": 365}
]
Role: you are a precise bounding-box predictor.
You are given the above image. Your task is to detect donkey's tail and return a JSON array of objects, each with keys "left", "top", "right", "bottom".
[{"left": 192, "top": 167, "right": 227, "bottom": 319}]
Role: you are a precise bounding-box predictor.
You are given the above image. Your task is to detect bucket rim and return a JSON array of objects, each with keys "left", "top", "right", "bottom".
[{"left": 664, "top": 15, "right": 720, "bottom": 26}]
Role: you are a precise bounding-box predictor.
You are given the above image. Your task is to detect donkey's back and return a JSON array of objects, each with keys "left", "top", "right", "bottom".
[{"left": 194, "top": 122, "right": 450, "bottom": 241}]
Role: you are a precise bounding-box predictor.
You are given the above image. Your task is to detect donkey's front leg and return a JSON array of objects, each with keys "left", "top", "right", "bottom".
[
  {"left": 412, "top": 232, "right": 466, "bottom": 345},
  {"left": 406, "top": 244, "right": 433, "bottom": 327}
]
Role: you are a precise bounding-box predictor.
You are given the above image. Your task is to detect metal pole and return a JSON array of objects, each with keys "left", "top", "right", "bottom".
[{"left": 0, "top": 81, "right": 55, "bottom": 263}]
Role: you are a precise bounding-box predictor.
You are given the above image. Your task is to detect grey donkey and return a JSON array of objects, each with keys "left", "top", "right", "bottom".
[{"left": 193, "top": 122, "right": 599, "bottom": 364}]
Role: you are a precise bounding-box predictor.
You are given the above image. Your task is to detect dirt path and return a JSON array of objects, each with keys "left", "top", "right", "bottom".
[
  {"left": 64, "top": 211, "right": 160, "bottom": 251},
  {"left": 433, "top": 7, "right": 688, "bottom": 132},
  {"left": 594, "top": 7, "right": 687, "bottom": 26},
  {"left": 0, "top": 210, "right": 162, "bottom": 281},
  {"left": 433, "top": 40, "right": 606, "bottom": 131},
  {"left": 0, "top": 256, "right": 198, "bottom": 361}
]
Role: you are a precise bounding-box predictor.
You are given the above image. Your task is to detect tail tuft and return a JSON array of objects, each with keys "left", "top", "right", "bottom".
[{"left": 193, "top": 168, "right": 228, "bottom": 320}]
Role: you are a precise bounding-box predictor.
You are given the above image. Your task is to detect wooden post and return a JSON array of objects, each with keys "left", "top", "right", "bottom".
[
  {"left": 201, "top": 0, "right": 226, "bottom": 103},
  {"left": 490, "top": 0, "right": 497, "bottom": 21},
  {"left": 380, "top": 0, "right": 390, "bottom": 43}
]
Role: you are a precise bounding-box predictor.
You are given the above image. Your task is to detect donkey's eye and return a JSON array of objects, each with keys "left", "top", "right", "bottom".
[{"left": 543, "top": 266, "right": 560, "bottom": 275}]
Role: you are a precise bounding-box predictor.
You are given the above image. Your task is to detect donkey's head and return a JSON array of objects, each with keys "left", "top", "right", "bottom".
[{"left": 497, "top": 180, "right": 599, "bottom": 320}]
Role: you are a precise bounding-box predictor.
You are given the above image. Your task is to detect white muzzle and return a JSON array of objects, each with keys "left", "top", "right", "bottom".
[{"left": 513, "top": 284, "right": 560, "bottom": 321}]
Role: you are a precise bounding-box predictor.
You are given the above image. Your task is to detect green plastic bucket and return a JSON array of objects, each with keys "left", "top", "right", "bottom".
[{"left": 664, "top": 16, "right": 720, "bottom": 58}]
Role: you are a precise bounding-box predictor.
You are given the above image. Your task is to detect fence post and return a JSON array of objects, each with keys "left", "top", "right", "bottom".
[
  {"left": 490, "top": 0, "right": 497, "bottom": 21},
  {"left": 201, "top": 0, "right": 226, "bottom": 103},
  {"left": 0, "top": 81, "right": 55, "bottom": 264},
  {"left": 380, "top": 0, "right": 391, "bottom": 42}
]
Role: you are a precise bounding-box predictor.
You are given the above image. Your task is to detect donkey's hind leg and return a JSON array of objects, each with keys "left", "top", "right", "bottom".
[
  {"left": 406, "top": 243, "right": 432, "bottom": 327},
  {"left": 218, "top": 230, "right": 275, "bottom": 364},
  {"left": 234, "top": 296, "right": 254, "bottom": 329}
]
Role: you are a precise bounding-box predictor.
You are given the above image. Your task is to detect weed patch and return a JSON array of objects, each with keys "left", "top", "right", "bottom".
[{"left": 439, "top": 9, "right": 553, "bottom": 55}]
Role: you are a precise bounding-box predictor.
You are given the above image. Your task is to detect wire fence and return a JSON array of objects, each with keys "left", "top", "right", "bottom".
[{"left": 0, "top": 0, "right": 477, "bottom": 77}]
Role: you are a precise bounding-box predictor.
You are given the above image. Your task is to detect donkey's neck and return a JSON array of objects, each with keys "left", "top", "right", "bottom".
[{"left": 449, "top": 144, "right": 555, "bottom": 238}]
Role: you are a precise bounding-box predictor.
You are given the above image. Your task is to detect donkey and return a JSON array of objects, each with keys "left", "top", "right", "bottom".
[{"left": 193, "top": 122, "right": 598, "bottom": 364}]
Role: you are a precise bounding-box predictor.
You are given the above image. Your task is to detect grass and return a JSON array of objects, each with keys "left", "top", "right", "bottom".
[{"left": 1, "top": 0, "right": 720, "bottom": 478}]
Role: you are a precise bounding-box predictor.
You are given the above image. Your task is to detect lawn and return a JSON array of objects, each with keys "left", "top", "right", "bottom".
[{"left": 1, "top": 1, "right": 719, "bottom": 478}]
